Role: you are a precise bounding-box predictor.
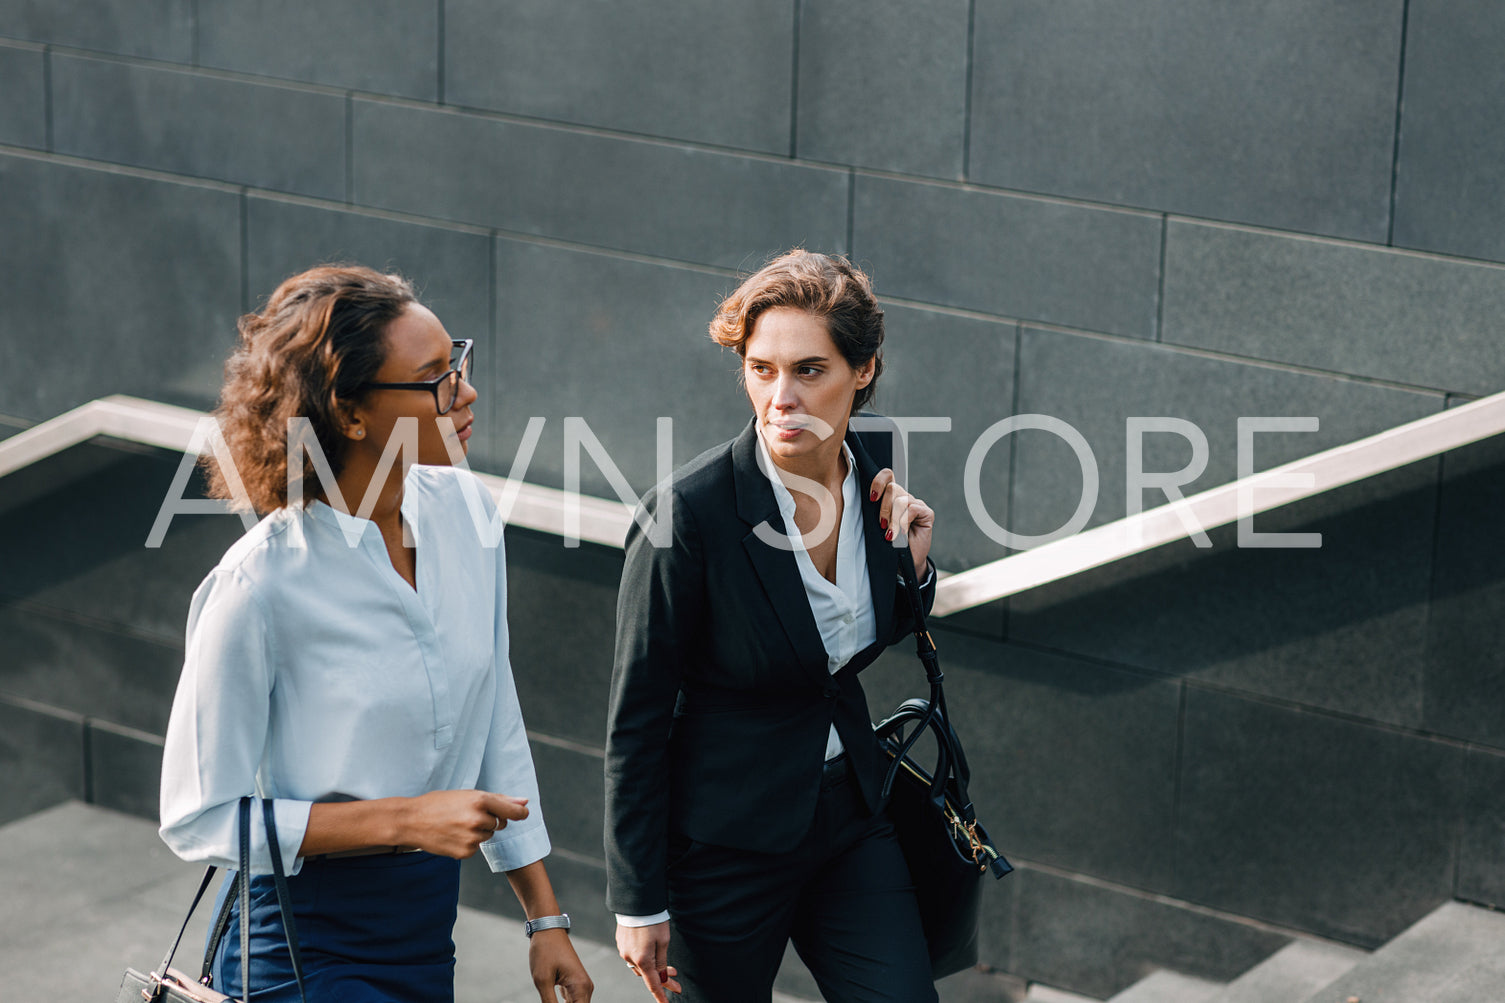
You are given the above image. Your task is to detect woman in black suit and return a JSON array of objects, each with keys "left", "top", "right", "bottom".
[{"left": 605, "top": 251, "right": 939, "bottom": 1003}]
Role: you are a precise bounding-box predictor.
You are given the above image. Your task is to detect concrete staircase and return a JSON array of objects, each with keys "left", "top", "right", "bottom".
[
  {"left": 10, "top": 800, "right": 1504, "bottom": 1002},
  {"left": 1072, "top": 898, "right": 1505, "bottom": 1003}
]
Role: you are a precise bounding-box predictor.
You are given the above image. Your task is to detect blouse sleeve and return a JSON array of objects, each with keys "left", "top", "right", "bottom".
[
  {"left": 158, "top": 568, "right": 312, "bottom": 874},
  {"left": 474, "top": 492, "right": 552, "bottom": 873}
]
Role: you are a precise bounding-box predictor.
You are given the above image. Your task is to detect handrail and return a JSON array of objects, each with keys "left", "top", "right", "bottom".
[
  {"left": 932, "top": 390, "right": 1505, "bottom": 615},
  {"left": 4, "top": 392, "right": 1504, "bottom": 615},
  {"left": 0, "top": 395, "right": 634, "bottom": 548}
]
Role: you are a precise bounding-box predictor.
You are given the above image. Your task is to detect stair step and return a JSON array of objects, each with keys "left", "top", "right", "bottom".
[
  {"left": 1108, "top": 969, "right": 1224, "bottom": 1003},
  {"left": 1026, "top": 982, "right": 1103, "bottom": 1002},
  {"left": 1211, "top": 940, "right": 1366, "bottom": 1003},
  {"left": 1300, "top": 901, "right": 1505, "bottom": 1003}
]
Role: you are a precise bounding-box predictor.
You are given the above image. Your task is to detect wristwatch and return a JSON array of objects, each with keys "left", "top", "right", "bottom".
[{"left": 524, "top": 913, "right": 572, "bottom": 937}]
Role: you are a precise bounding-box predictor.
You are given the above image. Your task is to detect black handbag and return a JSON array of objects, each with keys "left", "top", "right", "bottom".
[
  {"left": 115, "top": 797, "right": 307, "bottom": 1002},
  {"left": 874, "top": 547, "right": 1012, "bottom": 979}
]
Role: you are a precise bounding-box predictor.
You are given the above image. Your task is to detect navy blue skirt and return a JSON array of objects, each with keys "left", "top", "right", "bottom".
[{"left": 207, "top": 851, "right": 461, "bottom": 1003}]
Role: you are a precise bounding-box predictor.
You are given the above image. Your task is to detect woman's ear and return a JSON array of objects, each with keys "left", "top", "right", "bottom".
[
  {"left": 855, "top": 355, "right": 876, "bottom": 389},
  {"left": 338, "top": 402, "right": 367, "bottom": 441}
]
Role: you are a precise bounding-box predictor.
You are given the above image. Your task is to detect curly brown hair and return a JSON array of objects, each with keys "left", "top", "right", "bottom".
[
  {"left": 204, "top": 265, "right": 417, "bottom": 512},
  {"left": 708, "top": 250, "right": 885, "bottom": 412}
]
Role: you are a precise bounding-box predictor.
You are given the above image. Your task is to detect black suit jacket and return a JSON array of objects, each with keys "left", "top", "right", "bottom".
[{"left": 604, "top": 418, "right": 935, "bottom": 916}]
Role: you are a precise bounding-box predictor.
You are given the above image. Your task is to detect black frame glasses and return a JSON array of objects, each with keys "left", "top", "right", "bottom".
[{"left": 363, "top": 339, "right": 474, "bottom": 415}]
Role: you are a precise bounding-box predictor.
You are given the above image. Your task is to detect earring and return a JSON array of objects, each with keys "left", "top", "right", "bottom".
[{"left": 355, "top": 429, "right": 365, "bottom": 438}]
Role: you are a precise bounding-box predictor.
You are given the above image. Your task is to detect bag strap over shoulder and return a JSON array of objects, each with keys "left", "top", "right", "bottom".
[{"left": 142, "top": 797, "right": 308, "bottom": 1002}]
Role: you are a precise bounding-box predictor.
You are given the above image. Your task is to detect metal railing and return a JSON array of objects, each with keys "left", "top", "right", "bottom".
[
  {"left": 3, "top": 392, "right": 1504, "bottom": 616},
  {"left": 0, "top": 395, "right": 632, "bottom": 548}
]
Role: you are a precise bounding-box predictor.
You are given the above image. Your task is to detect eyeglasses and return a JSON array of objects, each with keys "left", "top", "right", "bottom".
[{"left": 363, "top": 339, "right": 474, "bottom": 415}]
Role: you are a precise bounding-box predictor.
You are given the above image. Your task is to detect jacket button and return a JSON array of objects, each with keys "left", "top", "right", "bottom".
[{"left": 823, "top": 689, "right": 838, "bottom": 699}]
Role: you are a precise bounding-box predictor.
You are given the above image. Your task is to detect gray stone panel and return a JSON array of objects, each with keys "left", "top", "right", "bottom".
[
  {"left": 1424, "top": 425, "right": 1505, "bottom": 748},
  {"left": 197, "top": 0, "right": 438, "bottom": 100},
  {"left": 852, "top": 175, "right": 1161, "bottom": 338},
  {"left": 0, "top": 0, "right": 193, "bottom": 60},
  {"left": 505, "top": 529, "right": 621, "bottom": 750},
  {"left": 490, "top": 238, "right": 750, "bottom": 499},
  {"left": 968, "top": 0, "right": 1401, "bottom": 242},
  {"left": 0, "top": 699, "right": 85, "bottom": 826},
  {"left": 1011, "top": 327, "right": 1441, "bottom": 532},
  {"left": 352, "top": 100, "right": 849, "bottom": 271},
  {"left": 861, "top": 631, "right": 1182, "bottom": 894},
  {"left": 246, "top": 198, "right": 491, "bottom": 340},
  {"left": 1392, "top": 1, "right": 1505, "bottom": 263},
  {"left": 0, "top": 43, "right": 44, "bottom": 149},
  {"left": 1174, "top": 688, "right": 1464, "bottom": 944},
  {"left": 52, "top": 54, "right": 346, "bottom": 200},
  {"left": 1459, "top": 747, "right": 1505, "bottom": 909},
  {"left": 87, "top": 722, "right": 164, "bottom": 820},
  {"left": 976, "top": 856, "right": 1018, "bottom": 975},
  {"left": 0, "top": 445, "right": 244, "bottom": 642},
  {"left": 0, "top": 604, "right": 181, "bottom": 735},
  {"left": 0, "top": 154, "right": 241, "bottom": 421},
  {"left": 796, "top": 0, "right": 969, "bottom": 178},
  {"left": 528, "top": 739, "right": 605, "bottom": 861},
  {"left": 445, "top": 0, "right": 792, "bottom": 155},
  {"left": 1010, "top": 464, "right": 1438, "bottom": 729},
  {"left": 878, "top": 304, "right": 1016, "bottom": 572},
  {"left": 1006, "top": 329, "right": 1442, "bottom": 725},
  {"left": 1161, "top": 220, "right": 1505, "bottom": 396},
  {"left": 1006, "top": 866, "right": 1288, "bottom": 999},
  {"left": 245, "top": 196, "right": 496, "bottom": 468}
]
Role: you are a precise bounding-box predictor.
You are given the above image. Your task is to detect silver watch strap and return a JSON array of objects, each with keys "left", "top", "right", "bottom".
[{"left": 524, "top": 913, "right": 571, "bottom": 937}]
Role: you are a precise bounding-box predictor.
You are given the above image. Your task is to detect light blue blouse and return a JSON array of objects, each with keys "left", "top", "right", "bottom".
[{"left": 159, "top": 465, "right": 550, "bottom": 876}]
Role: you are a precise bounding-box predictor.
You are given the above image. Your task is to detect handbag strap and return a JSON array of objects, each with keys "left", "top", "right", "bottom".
[
  {"left": 232, "top": 796, "right": 308, "bottom": 1002},
  {"left": 261, "top": 797, "right": 308, "bottom": 998},
  {"left": 150, "top": 864, "right": 219, "bottom": 984},
  {"left": 148, "top": 798, "right": 308, "bottom": 1001},
  {"left": 882, "top": 545, "right": 951, "bottom": 799},
  {"left": 239, "top": 797, "right": 252, "bottom": 999},
  {"left": 201, "top": 869, "right": 238, "bottom": 983}
]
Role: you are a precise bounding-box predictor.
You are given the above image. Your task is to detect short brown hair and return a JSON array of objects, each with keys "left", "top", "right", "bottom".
[
  {"left": 709, "top": 250, "right": 885, "bottom": 412},
  {"left": 205, "top": 265, "right": 416, "bottom": 512}
]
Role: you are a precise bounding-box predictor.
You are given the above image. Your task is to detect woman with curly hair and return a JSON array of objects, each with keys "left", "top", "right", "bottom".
[{"left": 159, "top": 264, "right": 594, "bottom": 1003}]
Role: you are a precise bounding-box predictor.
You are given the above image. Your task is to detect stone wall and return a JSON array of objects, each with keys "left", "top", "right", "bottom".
[{"left": 2, "top": 2, "right": 1504, "bottom": 996}]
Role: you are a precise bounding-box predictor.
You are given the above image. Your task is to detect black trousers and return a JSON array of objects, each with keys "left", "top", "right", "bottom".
[{"left": 666, "top": 757, "right": 938, "bottom": 1003}]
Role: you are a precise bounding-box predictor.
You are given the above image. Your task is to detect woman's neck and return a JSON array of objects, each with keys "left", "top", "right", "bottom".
[
  {"left": 321, "top": 458, "right": 407, "bottom": 537},
  {"left": 767, "top": 432, "right": 849, "bottom": 500}
]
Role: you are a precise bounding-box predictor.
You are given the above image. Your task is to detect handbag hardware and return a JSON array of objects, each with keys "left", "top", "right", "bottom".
[{"left": 117, "top": 797, "right": 307, "bottom": 1003}]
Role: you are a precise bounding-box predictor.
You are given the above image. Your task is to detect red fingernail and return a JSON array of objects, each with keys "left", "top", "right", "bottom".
[
  {"left": 870, "top": 490, "right": 878, "bottom": 501},
  {"left": 886, "top": 529, "right": 894, "bottom": 541},
  {"left": 879, "top": 517, "right": 887, "bottom": 529}
]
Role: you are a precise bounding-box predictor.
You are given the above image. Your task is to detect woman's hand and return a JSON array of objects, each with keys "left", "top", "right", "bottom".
[
  {"left": 528, "top": 929, "right": 594, "bottom": 1002},
  {"left": 300, "top": 789, "right": 529, "bottom": 859},
  {"left": 869, "top": 469, "right": 935, "bottom": 575},
  {"left": 616, "top": 921, "right": 681, "bottom": 1001},
  {"left": 395, "top": 789, "right": 529, "bottom": 859}
]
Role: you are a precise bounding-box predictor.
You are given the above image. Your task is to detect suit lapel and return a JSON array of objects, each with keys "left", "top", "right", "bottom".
[
  {"left": 850, "top": 427, "right": 899, "bottom": 651},
  {"left": 733, "top": 422, "right": 830, "bottom": 677}
]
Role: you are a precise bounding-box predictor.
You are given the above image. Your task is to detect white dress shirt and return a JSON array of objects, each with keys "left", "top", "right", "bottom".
[
  {"left": 617, "top": 437, "right": 879, "bottom": 928},
  {"left": 159, "top": 464, "right": 551, "bottom": 877}
]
